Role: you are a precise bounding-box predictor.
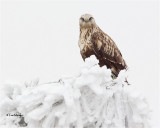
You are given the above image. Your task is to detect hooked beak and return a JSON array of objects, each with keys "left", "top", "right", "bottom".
[{"left": 84, "top": 17, "right": 89, "bottom": 22}]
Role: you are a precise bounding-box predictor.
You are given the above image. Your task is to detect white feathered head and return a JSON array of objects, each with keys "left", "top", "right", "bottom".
[{"left": 79, "top": 14, "right": 97, "bottom": 28}]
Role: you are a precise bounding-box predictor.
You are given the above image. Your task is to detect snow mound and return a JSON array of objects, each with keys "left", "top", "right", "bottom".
[{"left": 0, "top": 55, "right": 151, "bottom": 128}]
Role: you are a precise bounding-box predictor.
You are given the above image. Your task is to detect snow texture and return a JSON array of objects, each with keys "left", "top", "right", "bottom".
[{"left": 0, "top": 55, "right": 151, "bottom": 128}]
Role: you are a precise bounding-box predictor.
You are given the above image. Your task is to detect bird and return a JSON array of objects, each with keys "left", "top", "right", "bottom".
[{"left": 78, "top": 14, "right": 127, "bottom": 78}]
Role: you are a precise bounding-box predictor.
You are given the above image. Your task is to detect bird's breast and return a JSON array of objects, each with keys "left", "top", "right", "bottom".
[{"left": 78, "top": 28, "right": 95, "bottom": 51}]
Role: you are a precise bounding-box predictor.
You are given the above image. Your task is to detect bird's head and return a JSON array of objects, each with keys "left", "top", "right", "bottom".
[{"left": 79, "top": 14, "right": 96, "bottom": 28}]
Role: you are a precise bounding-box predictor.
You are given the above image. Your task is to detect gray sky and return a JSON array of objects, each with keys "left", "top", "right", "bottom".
[{"left": 0, "top": 0, "right": 159, "bottom": 126}]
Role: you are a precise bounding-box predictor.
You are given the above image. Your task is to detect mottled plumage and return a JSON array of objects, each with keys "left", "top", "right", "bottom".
[{"left": 78, "top": 14, "right": 127, "bottom": 77}]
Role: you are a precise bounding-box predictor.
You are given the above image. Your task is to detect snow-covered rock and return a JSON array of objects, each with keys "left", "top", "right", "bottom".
[{"left": 0, "top": 55, "right": 151, "bottom": 128}]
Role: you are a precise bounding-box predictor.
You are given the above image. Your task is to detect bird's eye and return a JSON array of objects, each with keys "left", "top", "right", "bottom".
[
  {"left": 81, "top": 18, "right": 84, "bottom": 21},
  {"left": 89, "top": 17, "right": 93, "bottom": 20}
]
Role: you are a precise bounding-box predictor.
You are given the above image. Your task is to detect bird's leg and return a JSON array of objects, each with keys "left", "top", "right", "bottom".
[{"left": 111, "top": 73, "right": 117, "bottom": 79}]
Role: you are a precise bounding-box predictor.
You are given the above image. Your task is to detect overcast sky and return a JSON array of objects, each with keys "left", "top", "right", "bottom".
[{"left": 0, "top": 0, "right": 159, "bottom": 126}]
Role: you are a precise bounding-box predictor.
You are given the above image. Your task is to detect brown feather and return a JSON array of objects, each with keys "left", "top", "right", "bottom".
[{"left": 91, "top": 31, "right": 127, "bottom": 76}]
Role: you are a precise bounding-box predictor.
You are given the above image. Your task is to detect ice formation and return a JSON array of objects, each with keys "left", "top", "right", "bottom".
[{"left": 0, "top": 55, "right": 151, "bottom": 128}]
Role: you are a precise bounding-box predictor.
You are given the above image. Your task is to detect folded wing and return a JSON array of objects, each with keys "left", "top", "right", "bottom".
[{"left": 91, "top": 31, "right": 127, "bottom": 76}]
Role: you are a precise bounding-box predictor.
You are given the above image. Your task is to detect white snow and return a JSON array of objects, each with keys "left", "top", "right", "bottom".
[{"left": 0, "top": 55, "right": 151, "bottom": 128}]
